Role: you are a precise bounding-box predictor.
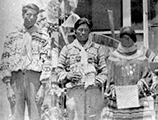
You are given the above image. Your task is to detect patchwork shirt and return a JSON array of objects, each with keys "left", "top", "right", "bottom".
[
  {"left": 57, "top": 38, "right": 108, "bottom": 86},
  {"left": 0, "top": 25, "right": 52, "bottom": 83}
]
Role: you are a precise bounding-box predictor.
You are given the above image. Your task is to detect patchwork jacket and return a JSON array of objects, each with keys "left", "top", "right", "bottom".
[
  {"left": 0, "top": 25, "right": 52, "bottom": 83},
  {"left": 57, "top": 39, "right": 109, "bottom": 87}
]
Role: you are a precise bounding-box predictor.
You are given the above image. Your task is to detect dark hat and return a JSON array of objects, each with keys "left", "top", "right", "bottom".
[
  {"left": 120, "top": 26, "right": 137, "bottom": 43},
  {"left": 74, "top": 18, "right": 93, "bottom": 30}
]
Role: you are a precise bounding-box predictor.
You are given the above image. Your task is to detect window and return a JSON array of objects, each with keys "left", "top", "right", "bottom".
[
  {"left": 131, "top": 0, "right": 143, "bottom": 30},
  {"left": 75, "top": 0, "right": 122, "bottom": 31}
]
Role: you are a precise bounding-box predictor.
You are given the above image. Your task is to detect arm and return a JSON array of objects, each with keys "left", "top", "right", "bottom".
[
  {"left": 39, "top": 30, "right": 52, "bottom": 85},
  {"left": 142, "top": 46, "right": 156, "bottom": 62},
  {"left": 0, "top": 34, "right": 16, "bottom": 105},
  {"left": 138, "top": 60, "right": 152, "bottom": 97},
  {"left": 0, "top": 36, "right": 12, "bottom": 84},
  {"left": 36, "top": 31, "right": 52, "bottom": 104},
  {"left": 56, "top": 45, "right": 69, "bottom": 85},
  {"left": 95, "top": 45, "right": 108, "bottom": 85},
  {"left": 151, "top": 71, "right": 158, "bottom": 95},
  {"left": 104, "top": 58, "right": 115, "bottom": 98}
]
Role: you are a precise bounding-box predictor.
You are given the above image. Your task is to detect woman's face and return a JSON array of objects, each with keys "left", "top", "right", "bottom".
[
  {"left": 75, "top": 24, "right": 91, "bottom": 43},
  {"left": 120, "top": 34, "right": 134, "bottom": 48}
]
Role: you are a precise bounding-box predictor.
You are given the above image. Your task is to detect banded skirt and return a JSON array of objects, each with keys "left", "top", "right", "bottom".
[{"left": 101, "top": 96, "right": 156, "bottom": 120}]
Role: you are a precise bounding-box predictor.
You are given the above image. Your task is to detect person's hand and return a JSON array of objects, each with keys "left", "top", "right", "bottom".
[
  {"left": 104, "top": 84, "right": 116, "bottom": 99},
  {"left": 6, "top": 84, "right": 16, "bottom": 106},
  {"left": 151, "top": 79, "right": 158, "bottom": 93},
  {"left": 36, "top": 85, "right": 45, "bottom": 105},
  {"left": 85, "top": 79, "right": 101, "bottom": 88},
  {"left": 67, "top": 72, "right": 82, "bottom": 82},
  {"left": 84, "top": 72, "right": 96, "bottom": 88},
  {"left": 110, "top": 84, "right": 116, "bottom": 98},
  {"left": 151, "top": 73, "right": 158, "bottom": 91},
  {"left": 137, "top": 79, "right": 149, "bottom": 96},
  {"left": 95, "top": 80, "right": 102, "bottom": 87}
]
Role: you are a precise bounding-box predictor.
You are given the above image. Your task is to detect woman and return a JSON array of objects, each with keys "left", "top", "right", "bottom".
[
  {"left": 102, "top": 26, "right": 156, "bottom": 120},
  {"left": 57, "top": 18, "right": 109, "bottom": 120}
]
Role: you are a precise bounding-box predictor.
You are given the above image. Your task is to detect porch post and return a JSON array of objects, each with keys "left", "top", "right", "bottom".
[
  {"left": 143, "top": 0, "right": 149, "bottom": 48},
  {"left": 122, "top": 0, "right": 131, "bottom": 26}
]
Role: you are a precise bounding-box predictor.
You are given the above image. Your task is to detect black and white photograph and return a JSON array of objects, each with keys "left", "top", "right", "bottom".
[{"left": 0, "top": 0, "right": 158, "bottom": 120}]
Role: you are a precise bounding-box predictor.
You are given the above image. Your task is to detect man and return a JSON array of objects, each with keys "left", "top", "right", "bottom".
[
  {"left": 0, "top": 3, "right": 51, "bottom": 120},
  {"left": 57, "top": 18, "right": 108, "bottom": 120}
]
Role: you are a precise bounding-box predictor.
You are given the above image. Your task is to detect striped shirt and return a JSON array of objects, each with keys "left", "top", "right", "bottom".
[
  {"left": 0, "top": 25, "right": 51, "bottom": 83},
  {"left": 57, "top": 38, "right": 108, "bottom": 85}
]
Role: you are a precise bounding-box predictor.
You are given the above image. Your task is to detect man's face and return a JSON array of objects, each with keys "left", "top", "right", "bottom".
[
  {"left": 23, "top": 9, "right": 38, "bottom": 28},
  {"left": 120, "top": 34, "right": 134, "bottom": 48},
  {"left": 75, "top": 24, "right": 90, "bottom": 43}
]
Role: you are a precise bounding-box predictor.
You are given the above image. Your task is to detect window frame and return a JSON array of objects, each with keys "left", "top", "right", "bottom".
[{"left": 92, "top": 0, "right": 149, "bottom": 48}]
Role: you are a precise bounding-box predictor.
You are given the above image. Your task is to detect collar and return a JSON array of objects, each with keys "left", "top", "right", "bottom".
[
  {"left": 111, "top": 46, "right": 144, "bottom": 60},
  {"left": 20, "top": 25, "right": 38, "bottom": 34},
  {"left": 72, "top": 35, "right": 94, "bottom": 50},
  {"left": 117, "top": 43, "right": 137, "bottom": 56}
]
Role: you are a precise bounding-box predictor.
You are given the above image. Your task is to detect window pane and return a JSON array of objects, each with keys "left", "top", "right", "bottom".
[
  {"left": 148, "top": 0, "right": 158, "bottom": 53},
  {"left": 148, "top": 0, "right": 158, "bottom": 24},
  {"left": 131, "top": 0, "right": 143, "bottom": 30},
  {"left": 75, "top": 0, "right": 122, "bottom": 31}
]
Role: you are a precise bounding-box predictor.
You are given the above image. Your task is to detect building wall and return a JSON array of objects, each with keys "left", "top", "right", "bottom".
[
  {"left": 76, "top": 0, "right": 122, "bottom": 31},
  {"left": 149, "top": 2, "right": 158, "bottom": 54}
]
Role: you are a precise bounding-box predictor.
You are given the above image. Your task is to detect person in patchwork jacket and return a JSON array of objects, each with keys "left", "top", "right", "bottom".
[
  {"left": 0, "top": 3, "right": 52, "bottom": 120},
  {"left": 57, "top": 18, "right": 109, "bottom": 120}
]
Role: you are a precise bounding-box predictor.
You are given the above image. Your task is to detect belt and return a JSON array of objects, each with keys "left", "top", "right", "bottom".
[{"left": 12, "top": 69, "right": 41, "bottom": 75}]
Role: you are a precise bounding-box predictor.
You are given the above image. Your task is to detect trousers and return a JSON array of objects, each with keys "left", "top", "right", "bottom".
[
  {"left": 10, "top": 70, "right": 42, "bottom": 120},
  {"left": 66, "top": 85, "right": 104, "bottom": 120}
]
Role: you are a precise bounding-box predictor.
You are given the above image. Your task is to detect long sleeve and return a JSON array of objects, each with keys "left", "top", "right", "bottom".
[
  {"left": 140, "top": 46, "right": 156, "bottom": 62},
  {"left": 56, "top": 46, "right": 69, "bottom": 84},
  {"left": 39, "top": 31, "right": 53, "bottom": 83},
  {"left": 141, "top": 59, "right": 152, "bottom": 87},
  {"left": 144, "top": 47, "right": 156, "bottom": 62},
  {"left": 0, "top": 33, "right": 16, "bottom": 83},
  {"left": 95, "top": 45, "right": 108, "bottom": 84}
]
